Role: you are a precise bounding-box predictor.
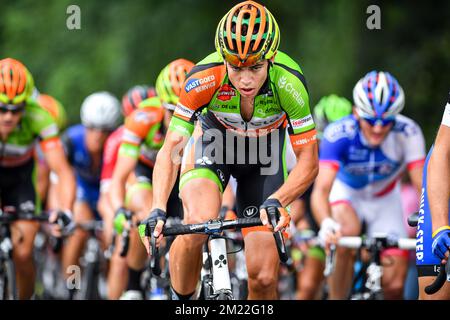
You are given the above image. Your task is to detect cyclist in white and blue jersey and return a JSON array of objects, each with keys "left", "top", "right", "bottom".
[
  {"left": 311, "top": 71, "right": 426, "bottom": 299},
  {"left": 59, "top": 92, "right": 121, "bottom": 298}
]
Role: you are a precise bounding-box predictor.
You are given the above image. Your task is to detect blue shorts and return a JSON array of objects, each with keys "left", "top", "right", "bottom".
[
  {"left": 416, "top": 145, "right": 450, "bottom": 277},
  {"left": 76, "top": 177, "right": 101, "bottom": 220}
]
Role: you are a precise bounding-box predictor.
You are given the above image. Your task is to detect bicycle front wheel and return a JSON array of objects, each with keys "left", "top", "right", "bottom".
[
  {"left": 0, "top": 260, "right": 17, "bottom": 300},
  {"left": 216, "top": 290, "right": 233, "bottom": 300}
]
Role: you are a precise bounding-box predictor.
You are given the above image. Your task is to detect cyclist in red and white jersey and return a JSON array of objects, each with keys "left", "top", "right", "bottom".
[{"left": 97, "top": 85, "right": 157, "bottom": 299}]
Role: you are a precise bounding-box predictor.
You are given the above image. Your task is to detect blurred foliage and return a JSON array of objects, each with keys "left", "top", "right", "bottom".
[{"left": 1, "top": 0, "right": 449, "bottom": 146}]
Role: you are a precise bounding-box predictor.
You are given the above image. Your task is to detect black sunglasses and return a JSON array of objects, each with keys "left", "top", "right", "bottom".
[{"left": 0, "top": 102, "right": 26, "bottom": 115}]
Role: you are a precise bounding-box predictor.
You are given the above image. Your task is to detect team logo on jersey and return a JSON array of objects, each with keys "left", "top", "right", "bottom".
[
  {"left": 277, "top": 76, "right": 305, "bottom": 107},
  {"left": 416, "top": 188, "right": 425, "bottom": 262},
  {"left": 216, "top": 169, "right": 225, "bottom": 184},
  {"left": 134, "top": 111, "right": 152, "bottom": 124},
  {"left": 196, "top": 156, "right": 213, "bottom": 165},
  {"left": 217, "top": 84, "right": 236, "bottom": 101},
  {"left": 291, "top": 115, "right": 314, "bottom": 130},
  {"left": 19, "top": 200, "right": 35, "bottom": 213},
  {"left": 243, "top": 206, "right": 258, "bottom": 218},
  {"left": 185, "top": 75, "right": 216, "bottom": 93}
]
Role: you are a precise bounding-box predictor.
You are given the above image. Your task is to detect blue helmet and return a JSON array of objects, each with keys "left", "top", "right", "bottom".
[{"left": 353, "top": 71, "right": 405, "bottom": 119}]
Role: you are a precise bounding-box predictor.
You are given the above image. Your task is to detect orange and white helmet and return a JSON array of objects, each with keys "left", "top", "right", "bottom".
[{"left": 155, "top": 59, "right": 195, "bottom": 110}]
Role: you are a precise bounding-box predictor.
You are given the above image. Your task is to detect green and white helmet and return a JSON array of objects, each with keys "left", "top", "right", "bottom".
[{"left": 313, "top": 94, "right": 353, "bottom": 137}]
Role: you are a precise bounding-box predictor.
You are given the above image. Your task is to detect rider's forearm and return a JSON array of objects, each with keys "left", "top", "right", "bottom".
[
  {"left": 57, "top": 166, "right": 76, "bottom": 211},
  {"left": 109, "top": 177, "right": 127, "bottom": 212},
  {"left": 44, "top": 145, "right": 76, "bottom": 212},
  {"left": 428, "top": 127, "right": 450, "bottom": 232},
  {"left": 151, "top": 143, "right": 182, "bottom": 212},
  {"left": 109, "top": 155, "right": 138, "bottom": 211},
  {"left": 311, "top": 185, "right": 332, "bottom": 225},
  {"left": 271, "top": 143, "right": 318, "bottom": 207}
]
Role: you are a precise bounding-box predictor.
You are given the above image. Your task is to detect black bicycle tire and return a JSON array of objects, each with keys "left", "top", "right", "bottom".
[
  {"left": 82, "top": 262, "right": 100, "bottom": 300},
  {"left": 216, "top": 291, "right": 233, "bottom": 300},
  {"left": 3, "top": 260, "right": 17, "bottom": 300}
]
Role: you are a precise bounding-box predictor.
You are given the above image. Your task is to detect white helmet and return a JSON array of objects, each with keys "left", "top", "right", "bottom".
[
  {"left": 353, "top": 71, "right": 405, "bottom": 119},
  {"left": 31, "top": 87, "right": 40, "bottom": 100},
  {"left": 80, "top": 91, "right": 121, "bottom": 130}
]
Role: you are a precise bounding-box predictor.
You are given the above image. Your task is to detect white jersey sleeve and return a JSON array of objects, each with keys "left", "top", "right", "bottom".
[
  {"left": 398, "top": 115, "right": 426, "bottom": 165},
  {"left": 441, "top": 102, "right": 450, "bottom": 127},
  {"left": 395, "top": 115, "right": 426, "bottom": 168},
  {"left": 285, "top": 129, "right": 297, "bottom": 172}
]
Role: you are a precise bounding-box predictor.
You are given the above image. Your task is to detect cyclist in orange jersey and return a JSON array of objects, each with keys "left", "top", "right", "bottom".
[{"left": 110, "top": 59, "right": 194, "bottom": 300}]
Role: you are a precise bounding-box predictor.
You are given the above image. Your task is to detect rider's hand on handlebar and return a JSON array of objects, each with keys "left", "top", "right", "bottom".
[
  {"left": 318, "top": 217, "right": 341, "bottom": 250},
  {"left": 259, "top": 198, "right": 291, "bottom": 232},
  {"left": 431, "top": 226, "right": 450, "bottom": 264},
  {"left": 113, "top": 207, "right": 131, "bottom": 234},
  {"left": 138, "top": 208, "right": 167, "bottom": 255},
  {"left": 48, "top": 209, "right": 74, "bottom": 237}
]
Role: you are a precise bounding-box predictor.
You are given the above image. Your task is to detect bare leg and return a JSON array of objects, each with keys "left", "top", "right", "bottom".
[
  {"left": 12, "top": 220, "right": 40, "bottom": 299},
  {"left": 381, "top": 254, "right": 408, "bottom": 299},
  {"left": 297, "top": 254, "right": 325, "bottom": 300},
  {"left": 328, "top": 203, "right": 361, "bottom": 300},
  {"left": 245, "top": 231, "right": 280, "bottom": 300},
  {"left": 62, "top": 201, "right": 93, "bottom": 283},
  {"left": 170, "top": 178, "right": 222, "bottom": 295}
]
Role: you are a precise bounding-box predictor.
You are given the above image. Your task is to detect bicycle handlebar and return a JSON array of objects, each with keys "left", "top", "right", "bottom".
[
  {"left": 161, "top": 217, "right": 262, "bottom": 236},
  {"left": 407, "top": 212, "right": 419, "bottom": 228},
  {"left": 154, "top": 217, "right": 288, "bottom": 263},
  {"left": 337, "top": 236, "right": 416, "bottom": 250},
  {"left": 425, "top": 259, "right": 450, "bottom": 295}
]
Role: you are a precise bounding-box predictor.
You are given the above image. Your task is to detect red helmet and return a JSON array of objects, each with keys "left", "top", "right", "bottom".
[{"left": 121, "top": 85, "right": 157, "bottom": 117}]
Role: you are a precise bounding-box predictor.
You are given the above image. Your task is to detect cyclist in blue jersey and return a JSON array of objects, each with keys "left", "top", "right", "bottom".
[
  {"left": 59, "top": 92, "right": 121, "bottom": 298},
  {"left": 416, "top": 92, "right": 450, "bottom": 300},
  {"left": 311, "top": 71, "right": 426, "bottom": 299}
]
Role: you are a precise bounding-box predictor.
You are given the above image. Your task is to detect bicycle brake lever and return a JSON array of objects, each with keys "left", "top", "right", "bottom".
[
  {"left": 266, "top": 206, "right": 289, "bottom": 263},
  {"left": 324, "top": 244, "right": 336, "bottom": 277},
  {"left": 150, "top": 234, "right": 161, "bottom": 276}
]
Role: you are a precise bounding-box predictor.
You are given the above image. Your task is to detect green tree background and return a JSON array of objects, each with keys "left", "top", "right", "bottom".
[{"left": 1, "top": 0, "right": 449, "bottom": 147}]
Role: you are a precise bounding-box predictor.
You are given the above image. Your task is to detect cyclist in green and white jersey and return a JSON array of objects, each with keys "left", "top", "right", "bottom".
[
  {"left": 0, "top": 58, "right": 76, "bottom": 299},
  {"left": 139, "top": 1, "right": 319, "bottom": 300}
]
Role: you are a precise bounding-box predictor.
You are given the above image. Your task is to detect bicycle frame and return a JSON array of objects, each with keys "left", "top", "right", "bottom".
[
  {"left": 201, "top": 235, "right": 233, "bottom": 299},
  {"left": 148, "top": 216, "right": 287, "bottom": 300}
]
